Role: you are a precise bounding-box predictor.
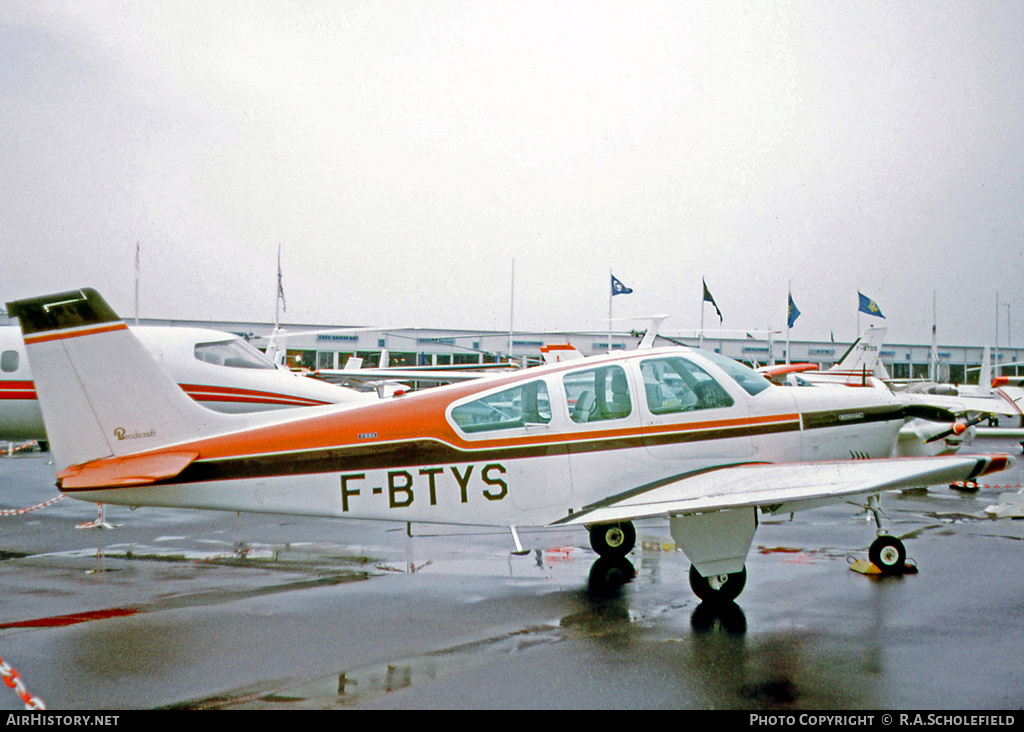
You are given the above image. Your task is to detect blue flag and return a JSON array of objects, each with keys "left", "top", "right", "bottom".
[
  {"left": 611, "top": 274, "right": 633, "bottom": 296},
  {"left": 787, "top": 293, "right": 801, "bottom": 328},
  {"left": 858, "top": 292, "right": 885, "bottom": 319}
]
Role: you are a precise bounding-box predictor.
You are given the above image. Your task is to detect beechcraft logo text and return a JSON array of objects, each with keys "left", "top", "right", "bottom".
[{"left": 114, "top": 428, "right": 157, "bottom": 440}]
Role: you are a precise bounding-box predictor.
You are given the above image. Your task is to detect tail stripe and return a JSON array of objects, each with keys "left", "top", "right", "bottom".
[{"left": 24, "top": 323, "right": 128, "bottom": 345}]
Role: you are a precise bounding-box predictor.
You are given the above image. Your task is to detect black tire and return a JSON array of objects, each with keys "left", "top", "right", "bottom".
[
  {"left": 691, "top": 600, "right": 748, "bottom": 635},
  {"left": 588, "top": 521, "right": 636, "bottom": 558},
  {"left": 587, "top": 557, "right": 636, "bottom": 597},
  {"left": 869, "top": 535, "right": 906, "bottom": 574},
  {"left": 688, "top": 564, "right": 747, "bottom": 603}
]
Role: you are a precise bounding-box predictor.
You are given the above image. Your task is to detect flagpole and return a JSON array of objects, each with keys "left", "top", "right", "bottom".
[
  {"left": 857, "top": 289, "right": 861, "bottom": 338},
  {"left": 931, "top": 289, "right": 938, "bottom": 381},
  {"left": 996, "top": 291, "right": 1000, "bottom": 377},
  {"left": 699, "top": 280, "right": 705, "bottom": 351},
  {"left": 608, "top": 269, "right": 613, "bottom": 354},
  {"left": 786, "top": 281, "right": 791, "bottom": 365},
  {"left": 508, "top": 259, "right": 515, "bottom": 360},
  {"left": 275, "top": 244, "right": 282, "bottom": 330},
  {"left": 134, "top": 242, "right": 140, "bottom": 326}
]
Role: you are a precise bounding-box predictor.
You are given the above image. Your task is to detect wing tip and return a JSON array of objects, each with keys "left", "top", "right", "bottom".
[{"left": 975, "top": 454, "right": 1016, "bottom": 478}]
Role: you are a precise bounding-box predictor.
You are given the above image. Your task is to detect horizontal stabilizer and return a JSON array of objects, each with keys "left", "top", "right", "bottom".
[
  {"left": 57, "top": 451, "right": 199, "bottom": 489},
  {"left": 6, "top": 288, "right": 237, "bottom": 469}
]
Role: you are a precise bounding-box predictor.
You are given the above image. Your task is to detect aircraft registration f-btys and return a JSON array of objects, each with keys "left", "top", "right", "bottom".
[{"left": 8, "top": 289, "right": 1015, "bottom": 603}]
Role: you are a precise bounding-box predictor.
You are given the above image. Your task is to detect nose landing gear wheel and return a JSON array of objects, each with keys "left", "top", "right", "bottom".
[
  {"left": 689, "top": 564, "right": 747, "bottom": 603},
  {"left": 588, "top": 521, "right": 636, "bottom": 558},
  {"left": 869, "top": 535, "right": 906, "bottom": 575}
]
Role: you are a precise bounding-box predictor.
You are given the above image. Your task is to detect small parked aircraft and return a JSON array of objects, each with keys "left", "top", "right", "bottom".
[
  {"left": 759, "top": 326, "right": 889, "bottom": 387},
  {"left": 0, "top": 323, "right": 374, "bottom": 443},
  {"left": 760, "top": 328, "right": 1023, "bottom": 456},
  {"left": 7, "top": 289, "right": 1013, "bottom": 603},
  {"left": 312, "top": 359, "right": 519, "bottom": 394}
]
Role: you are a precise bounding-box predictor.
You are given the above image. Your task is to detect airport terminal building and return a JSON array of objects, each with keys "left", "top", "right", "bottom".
[{"left": 122, "top": 317, "right": 1024, "bottom": 385}]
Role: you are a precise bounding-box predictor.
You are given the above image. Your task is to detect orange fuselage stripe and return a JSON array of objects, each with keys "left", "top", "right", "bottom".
[{"left": 91, "top": 402, "right": 802, "bottom": 468}]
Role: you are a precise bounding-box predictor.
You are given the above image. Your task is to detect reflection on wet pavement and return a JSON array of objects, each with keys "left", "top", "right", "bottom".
[{"left": 4, "top": 446, "right": 1024, "bottom": 709}]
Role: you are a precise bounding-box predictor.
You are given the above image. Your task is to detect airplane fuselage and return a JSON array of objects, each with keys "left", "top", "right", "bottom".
[
  {"left": 61, "top": 347, "right": 907, "bottom": 528},
  {"left": 11, "top": 288, "right": 1012, "bottom": 602}
]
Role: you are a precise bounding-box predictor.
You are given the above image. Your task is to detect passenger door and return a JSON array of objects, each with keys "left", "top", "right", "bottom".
[{"left": 635, "top": 354, "right": 754, "bottom": 462}]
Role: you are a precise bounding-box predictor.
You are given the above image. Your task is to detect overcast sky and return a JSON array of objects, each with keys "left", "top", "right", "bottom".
[{"left": 3, "top": 1, "right": 1023, "bottom": 347}]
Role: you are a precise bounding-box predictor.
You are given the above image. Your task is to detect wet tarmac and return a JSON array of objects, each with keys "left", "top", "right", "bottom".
[{"left": 2, "top": 439, "right": 1024, "bottom": 710}]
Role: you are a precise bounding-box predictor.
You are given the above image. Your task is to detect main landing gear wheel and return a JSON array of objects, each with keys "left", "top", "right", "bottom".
[
  {"left": 869, "top": 535, "right": 907, "bottom": 575},
  {"left": 689, "top": 564, "right": 747, "bottom": 603},
  {"left": 588, "top": 521, "right": 636, "bottom": 558}
]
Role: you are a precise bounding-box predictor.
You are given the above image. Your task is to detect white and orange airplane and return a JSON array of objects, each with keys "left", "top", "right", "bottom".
[
  {"left": 7, "top": 288, "right": 1014, "bottom": 603},
  {"left": 0, "top": 323, "right": 374, "bottom": 443}
]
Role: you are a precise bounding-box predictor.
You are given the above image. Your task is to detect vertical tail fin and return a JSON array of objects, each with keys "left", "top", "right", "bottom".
[
  {"left": 978, "top": 346, "right": 993, "bottom": 394},
  {"left": 6, "top": 288, "right": 233, "bottom": 469},
  {"left": 830, "top": 326, "right": 887, "bottom": 373}
]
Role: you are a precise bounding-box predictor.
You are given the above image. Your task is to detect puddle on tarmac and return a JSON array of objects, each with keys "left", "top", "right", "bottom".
[
  {"left": 22, "top": 541, "right": 382, "bottom": 573},
  {"left": 173, "top": 622, "right": 568, "bottom": 709}
]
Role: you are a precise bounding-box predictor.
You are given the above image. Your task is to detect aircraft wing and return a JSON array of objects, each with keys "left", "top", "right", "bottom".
[
  {"left": 312, "top": 366, "right": 514, "bottom": 385},
  {"left": 554, "top": 455, "right": 1011, "bottom": 527},
  {"left": 896, "top": 391, "right": 1022, "bottom": 418}
]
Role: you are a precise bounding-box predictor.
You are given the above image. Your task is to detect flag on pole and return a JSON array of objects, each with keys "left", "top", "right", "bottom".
[
  {"left": 787, "top": 292, "right": 801, "bottom": 328},
  {"left": 277, "top": 246, "right": 287, "bottom": 313},
  {"left": 611, "top": 274, "right": 633, "bottom": 296},
  {"left": 858, "top": 292, "right": 884, "bottom": 318},
  {"left": 703, "top": 279, "right": 722, "bottom": 323}
]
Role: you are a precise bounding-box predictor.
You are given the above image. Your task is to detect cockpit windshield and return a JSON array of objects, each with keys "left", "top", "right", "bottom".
[
  {"left": 696, "top": 349, "right": 772, "bottom": 396},
  {"left": 194, "top": 339, "right": 277, "bottom": 370}
]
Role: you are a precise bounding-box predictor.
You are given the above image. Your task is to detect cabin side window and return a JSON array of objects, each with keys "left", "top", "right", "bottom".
[
  {"left": 640, "top": 357, "right": 734, "bottom": 414},
  {"left": 1, "top": 350, "right": 19, "bottom": 373},
  {"left": 563, "top": 365, "right": 632, "bottom": 423},
  {"left": 450, "top": 380, "right": 551, "bottom": 433}
]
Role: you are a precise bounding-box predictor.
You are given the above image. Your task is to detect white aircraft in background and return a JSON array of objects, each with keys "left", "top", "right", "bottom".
[
  {"left": 7, "top": 288, "right": 1014, "bottom": 603},
  {"left": 881, "top": 345, "right": 1024, "bottom": 455},
  {"left": 759, "top": 326, "right": 890, "bottom": 387},
  {"left": 312, "top": 357, "right": 519, "bottom": 395},
  {"left": 758, "top": 328, "right": 1024, "bottom": 456},
  {"left": 0, "top": 324, "right": 374, "bottom": 444}
]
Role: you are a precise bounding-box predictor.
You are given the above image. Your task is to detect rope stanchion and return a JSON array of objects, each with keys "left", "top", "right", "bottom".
[
  {"left": 0, "top": 654, "right": 46, "bottom": 710},
  {"left": 2, "top": 494, "right": 117, "bottom": 528},
  {"left": 75, "top": 503, "right": 116, "bottom": 530},
  {"left": 0, "top": 494, "right": 65, "bottom": 516}
]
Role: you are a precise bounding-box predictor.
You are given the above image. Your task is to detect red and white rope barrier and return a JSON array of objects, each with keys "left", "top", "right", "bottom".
[{"left": 1, "top": 654, "right": 46, "bottom": 710}]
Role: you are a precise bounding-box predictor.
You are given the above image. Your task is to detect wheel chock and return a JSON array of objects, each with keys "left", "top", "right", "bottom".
[
  {"left": 848, "top": 558, "right": 880, "bottom": 575},
  {"left": 848, "top": 557, "right": 918, "bottom": 576}
]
